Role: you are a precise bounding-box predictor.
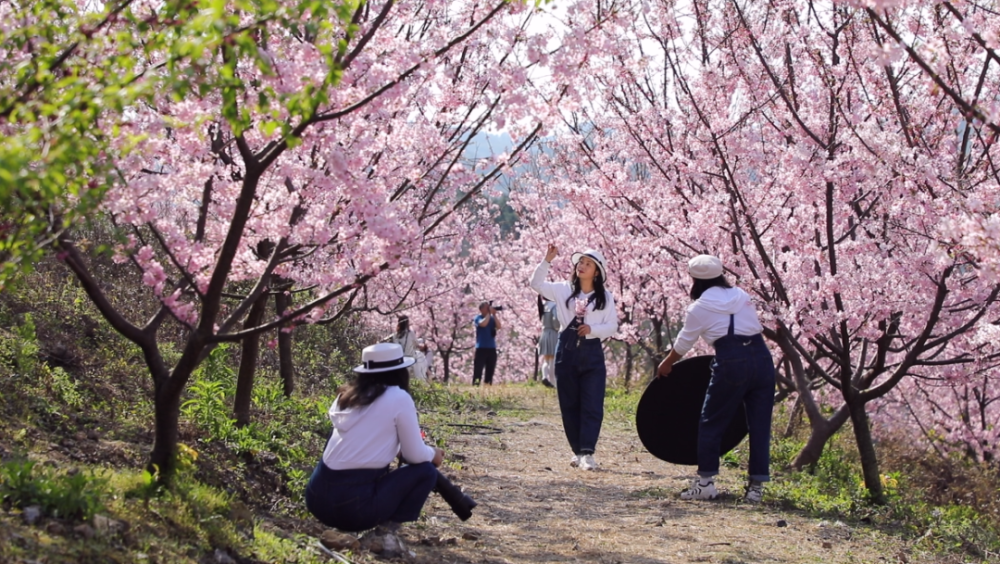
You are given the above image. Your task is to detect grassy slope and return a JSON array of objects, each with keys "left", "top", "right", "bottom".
[{"left": 0, "top": 258, "right": 997, "bottom": 563}]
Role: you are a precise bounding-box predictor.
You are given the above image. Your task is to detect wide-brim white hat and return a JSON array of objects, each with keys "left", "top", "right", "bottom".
[
  {"left": 571, "top": 249, "right": 608, "bottom": 281},
  {"left": 688, "top": 255, "right": 724, "bottom": 280},
  {"left": 354, "top": 342, "right": 416, "bottom": 373}
]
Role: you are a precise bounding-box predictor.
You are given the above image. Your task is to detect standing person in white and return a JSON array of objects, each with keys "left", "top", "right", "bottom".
[
  {"left": 537, "top": 296, "right": 560, "bottom": 388},
  {"left": 529, "top": 245, "right": 618, "bottom": 470},
  {"left": 392, "top": 315, "right": 417, "bottom": 378},
  {"left": 413, "top": 338, "right": 429, "bottom": 381},
  {"left": 420, "top": 339, "right": 435, "bottom": 380}
]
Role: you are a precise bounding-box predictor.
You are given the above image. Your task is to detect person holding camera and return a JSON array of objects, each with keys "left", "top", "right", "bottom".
[
  {"left": 529, "top": 245, "right": 618, "bottom": 471},
  {"left": 472, "top": 301, "right": 502, "bottom": 385},
  {"left": 305, "top": 343, "right": 476, "bottom": 558}
]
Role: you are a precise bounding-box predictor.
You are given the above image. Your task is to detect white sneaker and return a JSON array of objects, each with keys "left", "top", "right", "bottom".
[
  {"left": 680, "top": 480, "right": 718, "bottom": 500},
  {"left": 570, "top": 455, "right": 580, "bottom": 467},
  {"left": 578, "top": 454, "right": 597, "bottom": 471},
  {"left": 745, "top": 483, "right": 764, "bottom": 503}
]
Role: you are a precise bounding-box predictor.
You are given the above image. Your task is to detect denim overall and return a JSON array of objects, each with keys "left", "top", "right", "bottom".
[
  {"left": 698, "top": 314, "right": 775, "bottom": 482},
  {"left": 554, "top": 300, "right": 607, "bottom": 455}
]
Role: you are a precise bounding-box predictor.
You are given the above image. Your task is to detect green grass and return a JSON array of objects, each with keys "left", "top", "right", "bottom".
[{"left": 757, "top": 433, "right": 1000, "bottom": 561}]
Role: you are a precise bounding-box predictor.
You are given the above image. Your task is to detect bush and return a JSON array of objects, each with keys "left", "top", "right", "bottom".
[{"left": 0, "top": 458, "right": 108, "bottom": 521}]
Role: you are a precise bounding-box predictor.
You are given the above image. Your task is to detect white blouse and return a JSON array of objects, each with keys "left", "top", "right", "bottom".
[{"left": 529, "top": 261, "right": 618, "bottom": 341}]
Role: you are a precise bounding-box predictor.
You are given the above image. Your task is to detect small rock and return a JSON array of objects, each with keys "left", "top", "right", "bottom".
[
  {"left": 256, "top": 451, "right": 279, "bottom": 465},
  {"left": 228, "top": 501, "right": 254, "bottom": 526},
  {"left": 367, "top": 536, "right": 385, "bottom": 554},
  {"left": 73, "top": 432, "right": 87, "bottom": 442},
  {"left": 776, "top": 520, "right": 788, "bottom": 527},
  {"left": 93, "top": 514, "right": 124, "bottom": 535},
  {"left": 22, "top": 505, "right": 42, "bottom": 525},
  {"left": 135, "top": 554, "right": 149, "bottom": 560},
  {"left": 822, "top": 541, "right": 833, "bottom": 549},
  {"left": 45, "top": 521, "right": 66, "bottom": 535},
  {"left": 214, "top": 548, "right": 237, "bottom": 564},
  {"left": 73, "top": 524, "right": 96, "bottom": 539},
  {"left": 461, "top": 532, "right": 481, "bottom": 541},
  {"left": 87, "top": 430, "right": 100, "bottom": 441},
  {"left": 320, "top": 530, "right": 360, "bottom": 552},
  {"left": 421, "top": 536, "right": 457, "bottom": 546}
]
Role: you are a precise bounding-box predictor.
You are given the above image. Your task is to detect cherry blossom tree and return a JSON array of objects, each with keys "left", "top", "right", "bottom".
[
  {"left": 50, "top": 0, "right": 565, "bottom": 482},
  {"left": 0, "top": 0, "right": 274, "bottom": 289},
  {"left": 505, "top": 0, "right": 1000, "bottom": 503}
]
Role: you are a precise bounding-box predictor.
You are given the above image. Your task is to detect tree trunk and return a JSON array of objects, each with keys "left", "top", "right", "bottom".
[
  {"left": 275, "top": 291, "right": 295, "bottom": 397},
  {"left": 782, "top": 395, "right": 804, "bottom": 439},
  {"left": 624, "top": 342, "right": 634, "bottom": 391},
  {"left": 791, "top": 405, "right": 850, "bottom": 470},
  {"left": 149, "top": 383, "right": 182, "bottom": 482},
  {"left": 441, "top": 351, "right": 451, "bottom": 383},
  {"left": 532, "top": 341, "right": 539, "bottom": 381},
  {"left": 233, "top": 294, "right": 269, "bottom": 427},
  {"left": 847, "top": 396, "right": 886, "bottom": 504}
]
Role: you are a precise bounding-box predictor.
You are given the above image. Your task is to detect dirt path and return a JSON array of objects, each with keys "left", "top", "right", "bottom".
[{"left": 401, "top": 386, "right": 947, "bottom": 564}]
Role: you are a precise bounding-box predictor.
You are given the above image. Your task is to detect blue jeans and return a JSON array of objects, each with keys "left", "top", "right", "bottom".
[
  {"left": 554, "top": 330, "right": 607, "bottom": 455},
  {"left": 698, "top": 333, "right": 775, "bottom": 482},
  {"left": 305, "top": 461, "right": 437, "bottom": 532}
]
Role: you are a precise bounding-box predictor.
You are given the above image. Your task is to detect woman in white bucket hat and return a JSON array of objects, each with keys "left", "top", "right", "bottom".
[
  {"left": 529, "top": 245, "right": 619, "bottom": 471},
  {"left": 657, "top": 255, "right": 775, "bottom": 503}
]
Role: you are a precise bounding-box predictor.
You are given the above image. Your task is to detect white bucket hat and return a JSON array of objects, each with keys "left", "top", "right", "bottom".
[
  {"left": 688, "top": 255, "right": 724, "bottom": 280},
  {"left": 571, "top": 249, "right": 608, "bottom": 281},
  {"left": 353, "top": 342, "right": 416, "bottom": 374}
]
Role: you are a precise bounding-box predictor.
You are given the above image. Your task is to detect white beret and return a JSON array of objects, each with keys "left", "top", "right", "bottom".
[{"left": 688, "top": 255, "right": 723, "bottom": 280}]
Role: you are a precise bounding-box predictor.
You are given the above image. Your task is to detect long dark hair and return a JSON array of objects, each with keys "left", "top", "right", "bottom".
[
  {"left": 537, "top": 295, "right": 545, "bottom": 320},
  {"left": 565, "top": 271, "right": 608, "bottom": 311},
  {"left": 690, "top": 275, "right": 732, "bottom": 300},
  {"left": 337, "top": 367, "right": 411, "bottom": 409},
  {"left": 395, "top": 317, "right": 409, "bottom": 337}
]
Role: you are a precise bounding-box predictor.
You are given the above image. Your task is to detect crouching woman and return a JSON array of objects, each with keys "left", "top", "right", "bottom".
[{"left": 305, "top": 343, "right": 443, "bottom": 551}]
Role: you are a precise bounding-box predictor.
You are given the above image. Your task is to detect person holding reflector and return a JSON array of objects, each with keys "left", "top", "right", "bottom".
[{"left": 657, "top": 255, "right": 775, "bottom": 503}]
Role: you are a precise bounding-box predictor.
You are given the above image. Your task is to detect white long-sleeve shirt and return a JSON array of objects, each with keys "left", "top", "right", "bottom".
[
  {"left": 321, "top": 386, "right": 435, "bottom": 470},
  {"left": 529, "top": 261, "right": 619, "bottom": 341},
  {"left": 672, "top": 286, "right": 764, "bottom": 355}
]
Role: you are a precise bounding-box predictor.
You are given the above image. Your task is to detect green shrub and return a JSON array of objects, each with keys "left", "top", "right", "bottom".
[{"left": 0, "top": 459, "right": 108, "bottom": 521}]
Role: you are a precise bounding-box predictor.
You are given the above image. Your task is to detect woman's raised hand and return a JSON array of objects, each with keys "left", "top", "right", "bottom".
[{"left": 544, "top": 244, "right": 558, "bottom": 263}]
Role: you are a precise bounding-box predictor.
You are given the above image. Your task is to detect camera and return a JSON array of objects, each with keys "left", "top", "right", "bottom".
[{"left": 488, "top": 300, "right": 504, "bottom": 311}]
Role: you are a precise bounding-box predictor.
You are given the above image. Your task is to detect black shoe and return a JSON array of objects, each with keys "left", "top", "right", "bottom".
[{"left": 541, "top": 378, "right": 554, "bottom": 388}]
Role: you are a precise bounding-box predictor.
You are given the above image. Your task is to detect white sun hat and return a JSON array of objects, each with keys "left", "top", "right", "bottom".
[{"left": 353, "top": 342, "right": 416, "bottom": 374}]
